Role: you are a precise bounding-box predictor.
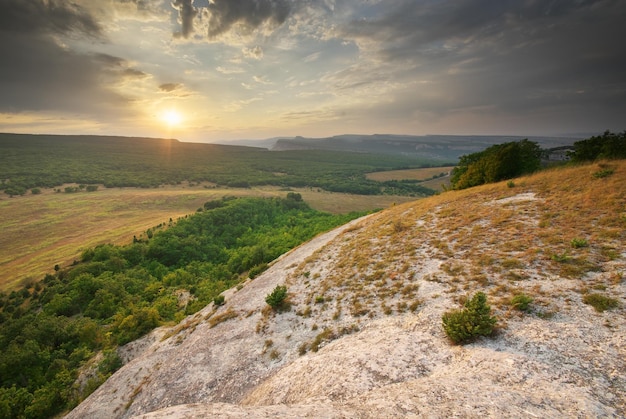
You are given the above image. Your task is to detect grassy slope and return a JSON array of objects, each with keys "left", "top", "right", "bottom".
[
  {"left": 0, "top": 185, "right": 415, "bottom": 291},
  {"left": 295, "top": 160, "right": 625, "bottom": 317}
]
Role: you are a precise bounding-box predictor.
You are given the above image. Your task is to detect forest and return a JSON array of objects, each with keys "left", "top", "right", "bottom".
[
  {"left": 0, "top": 134, "right": 443, "bottom": 197},
  {"left": 0, "top": 194, "right": 366, "bottom": 418}
]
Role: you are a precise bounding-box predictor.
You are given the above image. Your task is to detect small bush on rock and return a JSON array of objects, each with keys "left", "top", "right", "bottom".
[
  {"left": 511, "top": 293, "right": 533, "bottom": 312},
  {"left": 265, "top": 285, "right": 288, "bottom": 310},
  {"left": 583, "top": 293, "right": 619, "bottom": 312},
  {"left": 442, "top": 292, "right": 497, "bottom": 344},
  {"left": 213, "top": 295, "right": 225, "bottom": 306}
]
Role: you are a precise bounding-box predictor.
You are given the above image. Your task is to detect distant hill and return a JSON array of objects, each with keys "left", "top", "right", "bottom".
[
  {"left": 68, "top": 159, "right": 625, "bottom": 418},
  {"left": 268, "top": 134, "right": 579, "bottom": 162},
  {"left": 0, "top": 133, "right": 445, "bottom": 196}
]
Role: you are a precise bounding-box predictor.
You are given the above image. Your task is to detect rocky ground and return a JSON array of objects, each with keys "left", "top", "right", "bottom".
[{"left": 67, "top": 162, "right": 626, "bottom": 418}]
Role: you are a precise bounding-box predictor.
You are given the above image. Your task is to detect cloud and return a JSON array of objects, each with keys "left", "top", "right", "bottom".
[
  {"left": 159, "top": 83, "right": 183, "bottom": 92},
  {"left": 332, "top": 0, "right": 626, "bottom": 124},
  {"left": 204, "top": 0, "right": 292, "bottom": 39},
  {"left": 216, "top": 66, "right": 245, "bottom": 75},
  {"left": 243, "top": 46, "right": 264, "bottom": 59},
  {"left": 0, "top": 0, "right": 139, "bottom": 116},
  {"left": 304, "top": 52, "right": 321, "bottom": 63},
  {"left": 172, "top": 0, "right": 198, "bottom": 38},
  {"left": 0, "top": 0, "right": 102, "bottom": 37}
]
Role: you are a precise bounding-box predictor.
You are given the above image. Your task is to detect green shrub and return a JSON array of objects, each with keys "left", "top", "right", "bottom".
[
  {"left": 593, "top": 168, "right": 614, "bottom": 178},
  {"left": 265, "top": 285, "right": 288, "bottom": 310},
  {"left": 551, "top": 252, "right": 571, "bottom": 263},
  {"left": 583, "top": 293, "right": 619, "bottom": 312},
  {"left": 570, "top": 238, "right": 589, "bottom": 248},
  {"left": 569, "top": 130, "right": 626, "bottom": 161},
  {"left": 213, "top": 295, "right": 225, "bottom": 306},
  {"left": 451, "top": 139, "right": 541, "bottom": 190},
  {"left": 249, "top": 263, "right": 268, "bottom": 279},
  {"left": 442, "top": 292, "right": 497, "bottom": 344},
  {"left": 511, "top": 294, "right": 533, "bottom": 312}
]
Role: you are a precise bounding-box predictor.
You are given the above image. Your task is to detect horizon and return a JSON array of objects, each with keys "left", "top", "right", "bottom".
[
  {"left": 1, "top": 1, "right": 625, "bottom": 142},
  {"left": 0, "top": 131, "right": 594, "bottom": 147}
]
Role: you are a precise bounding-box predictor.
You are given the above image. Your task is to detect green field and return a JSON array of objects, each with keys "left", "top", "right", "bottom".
[{"left": 0, "top": 133, "right": 440, "bottom": 196}]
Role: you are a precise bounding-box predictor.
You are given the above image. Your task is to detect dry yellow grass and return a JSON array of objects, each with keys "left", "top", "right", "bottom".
[
  {"left": 365, "top": 166, "right": 455, "bottom": 181},
  {"left": 286, "top": 160, "right": 626, "bottom": 318}
]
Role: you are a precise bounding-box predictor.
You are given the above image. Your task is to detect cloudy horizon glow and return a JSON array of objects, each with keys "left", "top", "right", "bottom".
[{"left": 0, "top": 0, "right": 624, "bottom": 142}]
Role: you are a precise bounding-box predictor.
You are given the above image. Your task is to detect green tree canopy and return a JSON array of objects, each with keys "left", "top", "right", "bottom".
[
  {"left": 450, "top": 139, "right": 542, "bottom": 189},
  {"left": 568, "top": 130, "right": 626, "bottom": 162}
]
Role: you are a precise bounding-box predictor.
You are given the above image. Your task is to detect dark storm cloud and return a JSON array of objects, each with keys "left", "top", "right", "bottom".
[
  {"left": 0, "top": 0, "right": 137, "bottom": 116},
  {"left": 338, "top": 0, "right": 626, "bottom": 123},
  {"left": 204, "top": 0, "right": 292, "bottom": 38},
  {"left": 0, "top": 0, "right": 101, "bottom": 37},
  {"left": 172, "top": 0, "right": 198, "bottom": 38}
]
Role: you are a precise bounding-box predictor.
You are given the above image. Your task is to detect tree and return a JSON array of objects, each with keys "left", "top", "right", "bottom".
[
  {"left": 451, "top": 140, "right": 541, "bottom": 189},
  {"left": 265, "top": 285, "right": 288, "bottom": 310},
  {"left": 442, "top": 292, "right": 497, "bottom": 344},
  {"left": 568, "top": 130, "right": 626, "bottom": 162}
]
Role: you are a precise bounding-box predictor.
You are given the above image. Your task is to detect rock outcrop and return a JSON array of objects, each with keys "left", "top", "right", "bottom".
[{"left": 67, "top": 162, "right": 626, "bottom": 418}]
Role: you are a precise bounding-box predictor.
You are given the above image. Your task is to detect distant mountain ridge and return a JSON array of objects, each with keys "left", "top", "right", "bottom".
[{"left": 269, "top": 134, "right": 579, "bottom": 161}]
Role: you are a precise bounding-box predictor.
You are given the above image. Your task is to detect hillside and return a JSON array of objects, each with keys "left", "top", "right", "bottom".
[{"left": 67, "top": 161, "right": 625, "bottom": 418}]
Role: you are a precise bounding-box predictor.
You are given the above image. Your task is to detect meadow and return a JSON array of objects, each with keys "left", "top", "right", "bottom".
[
  {"left": 365, "top": 166, "right": 455, "bottom": 182},
  {"left": 0, "top": 184, "right": 415, "bottom": 291},
  {"left": 366, "top": 166, "right": 455, "bottom": 191}
]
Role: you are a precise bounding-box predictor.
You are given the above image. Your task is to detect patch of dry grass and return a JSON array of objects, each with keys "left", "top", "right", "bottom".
[
  {"left": 284, "top": 160, "right": 626, "bottom": 317},
  {"left": 366, "top": 166, "right": 455, "bottom": 182}
]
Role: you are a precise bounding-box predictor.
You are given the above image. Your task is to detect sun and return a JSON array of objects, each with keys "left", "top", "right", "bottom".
[{"left": 161, "top": 109, "right": 182, "bottom": 127}]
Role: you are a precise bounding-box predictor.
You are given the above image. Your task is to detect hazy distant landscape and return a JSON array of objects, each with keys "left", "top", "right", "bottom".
[{"left": 226, "top": 133, "right": 580, "bottom": 162}]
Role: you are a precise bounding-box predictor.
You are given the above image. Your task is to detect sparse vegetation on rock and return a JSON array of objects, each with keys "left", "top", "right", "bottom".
[
  {"left": 583, "top": 293, "right": 619, "bottom": 312},
  {"left": 511, "top": 293, "right": 533, "bottom": 312}
]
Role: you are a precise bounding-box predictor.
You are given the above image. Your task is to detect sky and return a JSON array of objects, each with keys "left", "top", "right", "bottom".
[{"left": 0, "top": 0, "right": 625, "bottom": 143}]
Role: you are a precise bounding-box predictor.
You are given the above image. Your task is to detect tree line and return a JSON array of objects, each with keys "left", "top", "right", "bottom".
[{"left": 450, "top": 131, "right": 625, "bottom": 190}]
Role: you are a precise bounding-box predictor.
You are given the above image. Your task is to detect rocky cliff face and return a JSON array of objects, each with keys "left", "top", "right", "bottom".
[{"left": 67, "top": 162, "right": 626, "bottom": 418}]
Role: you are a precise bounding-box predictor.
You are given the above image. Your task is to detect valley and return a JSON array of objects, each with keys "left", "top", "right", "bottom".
[{"left": 0, "top": 184, "right": 415, "bottom": 291}]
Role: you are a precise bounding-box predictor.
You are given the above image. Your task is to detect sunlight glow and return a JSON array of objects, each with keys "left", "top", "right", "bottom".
[{"left": 161, "top": 110, "right": 182, "bottom": 127}]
